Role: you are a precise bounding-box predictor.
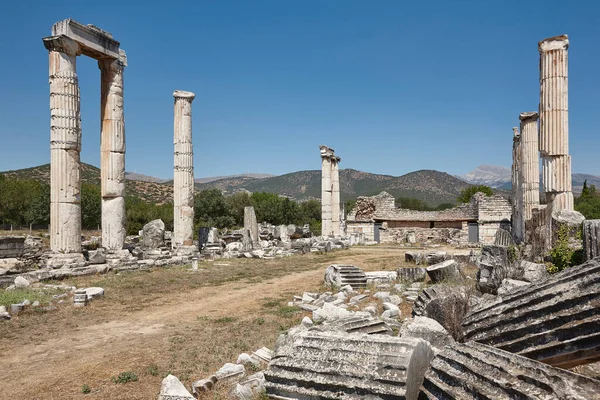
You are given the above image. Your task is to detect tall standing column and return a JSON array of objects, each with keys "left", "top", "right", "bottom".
[
  {"left": 173, "top": 90, "right": 196, "bottom": 248},
  {"left": 320, "top": 146, "right": 333, "bottom": 237},
  {"left": 99, "top": 50, "right": 127, "bottom": 250},
  {"left": 43, "top": 35, "right": 82, "bottom": 253},
  {"left": 331, "top": 156, "right": 341, "bottom": 237},
  {"left": 539, "top": 35, "right": 573, "bottom": 212},
  {"left": 511, "top": 127, "right": 523, "bottom": 242},
  {"left": 520, "top": 112, "right": 540, "bottom": 223}
]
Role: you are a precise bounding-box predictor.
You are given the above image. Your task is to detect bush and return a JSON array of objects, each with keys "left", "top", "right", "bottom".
[
  {"left": 549, "top": 224, "right": 581, "bottom": 273},
  {"left": 112, "top": 371, "right": 138, "bottom": 384},
  {"left": 81, "top": 384, "right": 91, "bottom": 394}
]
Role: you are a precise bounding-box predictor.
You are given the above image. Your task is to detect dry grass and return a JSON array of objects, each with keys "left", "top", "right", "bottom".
[{"left": 0, "top": 246, "right": 406, "bottom": 400}]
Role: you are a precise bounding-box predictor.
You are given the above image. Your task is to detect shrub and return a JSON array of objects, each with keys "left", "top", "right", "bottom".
[
  {"left": 81, "top": 384, "right": 91, "bottom": 394},
  {"left": 112, "top": 371, "right": 138, "bottom": 384}
]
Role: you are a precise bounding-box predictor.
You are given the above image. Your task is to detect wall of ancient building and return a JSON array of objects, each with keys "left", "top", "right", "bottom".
[
  {"left": 379, "top": 227, "right": 468, "bottom": 245},
  {"left": 346, "top": 222, "right": 375, "bottom": 241}
]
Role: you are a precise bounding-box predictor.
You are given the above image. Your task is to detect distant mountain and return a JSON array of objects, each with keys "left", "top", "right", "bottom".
[
  {"left": 125, "top": 172, "right": 169, "bottom": 183},
  {"left": 196, "top": 169, "right": 472, "bottom": 206},
  {"left": 457, "top": 165, "right": 512, "bottom": 188},
  {"left": 3, "top": 163, "right": 172, "bottom": 204},
  {"left": 195, "top": 173, "right": 275, "bottom": 184},
  {"left": 13, "top": 163, "right": 581, "bottom": 207}
]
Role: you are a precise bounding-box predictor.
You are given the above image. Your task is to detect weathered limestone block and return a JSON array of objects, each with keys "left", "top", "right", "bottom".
[
  {"left": 321, "top": 315, "right": 392, "bottom": 335},
  {"left": 463, "top": 258, "right": 600, "bottom": 368},
  {"left": 365, "top": 270, "right": 397, "bottom": 285},
  {"left": 477, "top": 245, "right": 511, "bottom": 294},
  {"left": 412, "top": 285, "right": 470, "bottom": 340},
  {"left": 493, "top": 228, "right": 514, "bottom": 247},
  {"left": 496, "top": 278, "right": 531, "bottom": 296},
  {"left": 244, "top": 206, "right": 259, "bottom": 245},
  {"left": 583, "top": 220, "right": 600, "bottom": 261},
  {"left": 286, "top": 224, "right": 303, "bottom": 239},
  {"left": 398, "top": 267, "right": 427, "bottom": 282},
  {"left": 426, "top": 260, "right": 460, "bottom": 283},
  {"left": 419, "top": 341, "right": 600, "bottom": 400},
  {"left": 274, "top": 225, "right": 289, "bottom": 241},
  {"left": 86, "top": 248, "right": 106, "bottom": 264},
  {"left": 143, "top": 219, "right": 165, "bottom": 249},
  {"left": 425, "top": 251, "right": 447, "bottom": 265},
  {"left": 158, "top": 374, "right": 194, "bottom": 400},
  {"left": 405, "top": 251, "right": 421, "bottom": 264},
  {"left": 551, "top": 209, "right": 584, "bottom": 249},
  {"left": 323, "top": 264, "right": 367, "bottom": 289},
  {"left": 400, "top": 316, "right": 453, "bottom": 350},
  {"left": 0, "top": 236, "right": 26, "bottom": 259},
  {"left": 102, "top": 197, "right": 126, "bottom": 250},
  {"left": 520, "top": 260, "right": 549, "bottom": 283},
  {"left": 265, "top": 330, "right": 434, "bottom": 399}
]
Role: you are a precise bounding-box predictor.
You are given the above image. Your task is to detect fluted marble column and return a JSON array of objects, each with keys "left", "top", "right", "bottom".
[
  {"left": 511, "top": 127, "right": 523, "bottom": 242},
  {"left": 331, "top": 156, "right": 341, "bottom": 237},
  {"left": 173, "top": 90, "right": 196, "bottom": 248},
  {"left": 320, "top": 146, "right": 333, "bottom": 237},
  {"left": 99, "top": 51, "right": 127, "bottom": 250},
  {"left": 539, "top": 35, "right": 573, "bottom": 211},
  {"left": 43, "top": 35, "right": 82, "bottom": 253},
  {"left": 520, "top": 112, "right": 540, "bottom": 222}
]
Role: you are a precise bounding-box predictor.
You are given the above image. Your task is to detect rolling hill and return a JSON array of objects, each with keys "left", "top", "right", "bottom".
[{"left": 1, "top": 164, "right": 497, "bottom": 206}]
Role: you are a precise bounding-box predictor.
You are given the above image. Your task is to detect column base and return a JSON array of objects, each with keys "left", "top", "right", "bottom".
[{"left": 43, "top": 252, "right": 86, "bottom": 269}]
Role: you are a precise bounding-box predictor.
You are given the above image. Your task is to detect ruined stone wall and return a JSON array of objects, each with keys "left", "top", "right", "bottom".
[
  {"left": 476, "top": 195, "right": 512, "bottom": 244},
  {"left": 379, "top": 227, "right": 468, "bottom": 245},
  {"left": 346, "top": 222, "right": 375, "bottom": 241}
]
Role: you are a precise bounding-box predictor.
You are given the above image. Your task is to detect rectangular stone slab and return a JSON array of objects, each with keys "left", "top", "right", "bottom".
[{"left": 52, "top": 19, "right": 121, "bottom": 60}]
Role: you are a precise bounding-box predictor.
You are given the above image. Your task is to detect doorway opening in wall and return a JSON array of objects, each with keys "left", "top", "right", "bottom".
[{"left": 468, "top": 222, "right": 479, "bottom": 243}]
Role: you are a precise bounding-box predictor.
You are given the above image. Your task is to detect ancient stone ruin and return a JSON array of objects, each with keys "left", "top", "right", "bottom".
[
  {"left": 346, "top": 191, "right": 511, "bottom": 245},
  {"left": 172, "top": 90, "right": 196, "bottom": 253},
  {"left": 43, "top": 19, "right": 128, "bottom": 264},
  {"left": 320, "top": 145, "right": 342, "bottom": 237}
]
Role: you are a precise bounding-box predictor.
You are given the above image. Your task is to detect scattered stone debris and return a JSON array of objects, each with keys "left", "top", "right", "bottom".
[
  {"left": 264, "top": 330, "right": 434, "bottom": 399},
  {"left": 397, "top": 266, "right": 427, "bottom": 282},
  {"left": 463, "top": 258, "right": 600, "bottom": 368},
  {"left": 158, "top": 374, "right": 195, "bottom": 400},
  {"left": 400, "top": 316, "right": 453, "bottom": 351},
  {"left": 323, "top": 264, "right": 367, "bottom": 289},
  {"left": 425, "top": 260, "right": 460, "bottom": 283},
  {"left": 420, "top": 341, "right": 600, "bottom": 400}
]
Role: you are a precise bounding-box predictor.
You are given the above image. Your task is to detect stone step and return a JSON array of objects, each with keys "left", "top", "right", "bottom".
[
  {"left": 419, "top": 341, "right": 600, "bottom": 400},
  {"left": 462, "top": 258, "right": 600, "bottom": 368}
]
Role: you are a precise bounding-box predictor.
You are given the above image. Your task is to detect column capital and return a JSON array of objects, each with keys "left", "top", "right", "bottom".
[
  {"left": 98, "top": 49, "right": 127, "bottom": 72},
  {"left": 519, "top": 111, "right": 539, "bottom": 122},
  {"left": 513, "top": 127, "right": 520, "bottom": 139},
  {"left": 43, "top": 35, "right": 81, "bottom": 56},
  {"left": 173, "top": 90, "right": 196, "bottom": 101},
  {"left": 538, "top": 35, "right": 569, "bottom": 53}
]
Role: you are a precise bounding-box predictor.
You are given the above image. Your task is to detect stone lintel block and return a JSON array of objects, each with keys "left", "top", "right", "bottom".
[{"left": 51, "top": 19, "right": 121, "bottom": 60}]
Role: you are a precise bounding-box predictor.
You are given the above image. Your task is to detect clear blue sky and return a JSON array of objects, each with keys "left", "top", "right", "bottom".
[{"left": 1, "top": 0, "right": 599, "bottom": 179}]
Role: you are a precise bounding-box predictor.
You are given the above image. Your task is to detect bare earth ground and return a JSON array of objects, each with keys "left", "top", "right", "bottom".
[{"left": 0, "top": 246, "right": 414, "bottom": 400}]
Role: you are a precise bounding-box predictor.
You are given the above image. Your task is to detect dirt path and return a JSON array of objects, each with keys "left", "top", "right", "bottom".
[{"left": 0, "top": 248, "right": 404, "bottom": 399}]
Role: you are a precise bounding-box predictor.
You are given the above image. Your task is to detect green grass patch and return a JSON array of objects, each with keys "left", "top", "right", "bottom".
[
  {"left": 0, "top": 289, "right": 56, "bottom": 308},
  {"left": 213, "top": 316, "right": 237, "bottom": 324},
  {"left": 111, "top": 371, "right": 138, "bottom": 384},
  {"left": 275, "top": 305, "right": 298, "bottom": 318}
]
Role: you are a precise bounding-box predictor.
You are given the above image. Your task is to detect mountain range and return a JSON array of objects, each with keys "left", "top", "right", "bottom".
[
  {"left": 457, "top": 165, "right": 600, "bottom": 194},
  {"left": 3, "top": 163, "right": 599, "bottom": 206}
]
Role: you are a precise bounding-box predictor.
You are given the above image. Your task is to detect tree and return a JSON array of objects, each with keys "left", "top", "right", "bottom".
[
  {"left": 81, "top": 183, "right": 101, "bottom": 229},
  {"left": 226, "top": 192, "right": 253, "bottom": 226},
  {"left": 194, "top": 189, "right": 230, "bottom": 228},
  {"left": 457, "top": 185, "right": 493, "bottom": 204}
]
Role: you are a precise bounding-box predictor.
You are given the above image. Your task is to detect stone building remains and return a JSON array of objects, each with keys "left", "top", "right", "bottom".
[
  {"left": 346, "top": 192, "right": 511, "bottom": 245},
  {"left": 43, "top": 19, "right": 128, "bottom": 264},
  {"left": 320, "top": 145, "right": 342, "bottom": 237}
]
